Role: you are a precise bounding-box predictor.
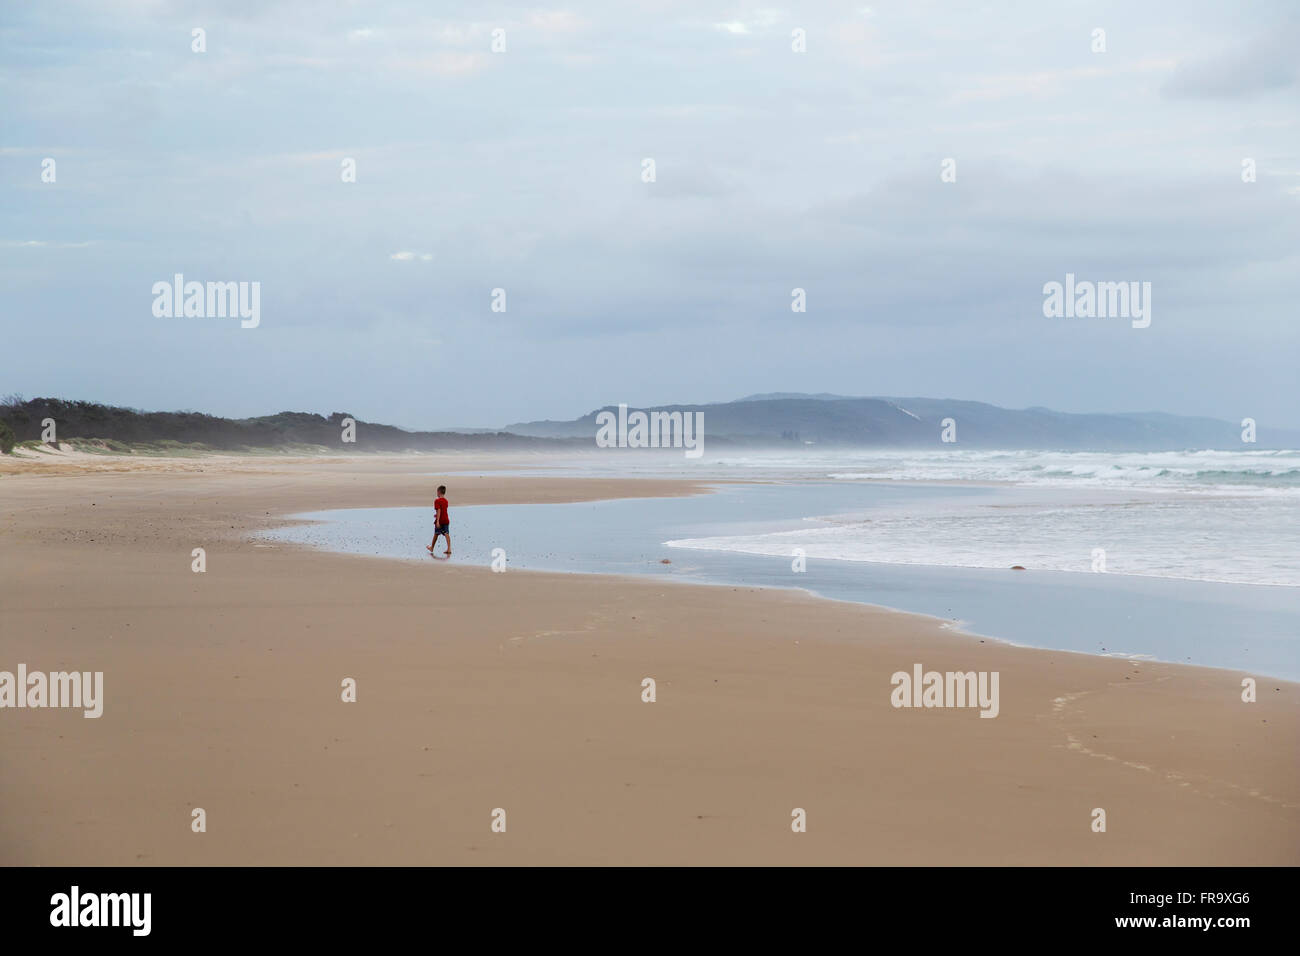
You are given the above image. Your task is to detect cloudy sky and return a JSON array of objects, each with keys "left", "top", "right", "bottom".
[{"left": 3, "top": 0, "right": 1298, "bottom": 429}]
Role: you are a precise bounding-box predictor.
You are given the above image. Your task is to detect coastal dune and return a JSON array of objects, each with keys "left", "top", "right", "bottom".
[{"left": 1, "top": 454, "right": 1296, "bottom": 865}]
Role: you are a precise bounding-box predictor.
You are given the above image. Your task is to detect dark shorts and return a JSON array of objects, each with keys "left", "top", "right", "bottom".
[{"left": 435, "top": 523, "right": 450, "bottom": 535}]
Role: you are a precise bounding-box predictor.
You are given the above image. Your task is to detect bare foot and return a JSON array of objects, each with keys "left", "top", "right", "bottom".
[
  {"left": 426, "top": 545, "right": 436, "bottom": 553},
  {"left": 445, "top": 550, "right": 451, "bottom": 556}
]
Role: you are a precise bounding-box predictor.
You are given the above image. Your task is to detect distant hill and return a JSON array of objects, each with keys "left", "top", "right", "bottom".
[
  {"left": 507, "top": 394, "right": 1300, "bottom": 450},
  {"left": 4, "top": 394, "right": 1293, "bottom": 454},
  {"left": 738, "top": 392, "right": 855, "bottom": 402},
  {"left": 0, "top": 398, "right": 578, "bottom": 453}
]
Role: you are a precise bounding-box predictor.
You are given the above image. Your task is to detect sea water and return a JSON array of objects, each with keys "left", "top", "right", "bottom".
[{"left": 258, "top": 461, "right": 1300, "bottom": 680}]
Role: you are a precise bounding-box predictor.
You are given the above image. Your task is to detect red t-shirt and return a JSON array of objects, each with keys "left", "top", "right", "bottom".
[{"left": 435, "top": 497, "right": 449, "bottom": 524}]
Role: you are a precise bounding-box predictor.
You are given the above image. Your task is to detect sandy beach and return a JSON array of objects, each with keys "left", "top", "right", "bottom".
[{"left": 1, "top": 452, "right": 1297, "bottom": 865}]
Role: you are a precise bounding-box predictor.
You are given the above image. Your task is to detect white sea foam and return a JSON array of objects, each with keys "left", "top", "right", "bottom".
[
  {"left": 661, "top": 450, "right": 1300, "bottom": 587},
  {"left": 528, "top": 448, "right": 1300, "bottom": 496},
  {"left": 761, "top": 448, "right": 1300, "bottom": 495}
]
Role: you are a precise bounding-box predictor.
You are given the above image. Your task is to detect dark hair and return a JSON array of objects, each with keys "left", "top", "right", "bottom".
[{"left": 437, "top": 485, "right": 446, "bottom": 495}]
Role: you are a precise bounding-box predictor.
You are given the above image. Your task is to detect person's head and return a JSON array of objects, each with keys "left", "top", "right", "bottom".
[{"left": 437, "top": 485, "right": 446, "bottom": 496}]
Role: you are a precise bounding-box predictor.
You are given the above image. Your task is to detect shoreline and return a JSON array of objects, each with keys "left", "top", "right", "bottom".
[
  {"left": 263, "top": 488, "right": 1300, "bottom": 683},
  {"left": 2, "top": 454, "right": 1297, "bottom": 865},
  {"left": 273, "top": 522, "right": 1300, "bottom": 687},
  {"left": 263, "top": 509, "right": 1256, "bottom": 677}
]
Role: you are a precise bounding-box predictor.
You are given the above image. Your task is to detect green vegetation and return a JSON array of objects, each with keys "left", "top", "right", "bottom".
[
  {"left": 0, "top": 419, "right": 14, "bottom": 454},
  {"left": 66, "top": 437, "right": 218, "bottom": 457},
  {"left": 0, "top": 396, "right": 573, "bottom": 455}
]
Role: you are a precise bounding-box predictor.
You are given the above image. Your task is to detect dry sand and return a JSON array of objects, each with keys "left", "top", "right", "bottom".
[{"left": 1, "top": 452, "right": 1297, "bottom": 865}]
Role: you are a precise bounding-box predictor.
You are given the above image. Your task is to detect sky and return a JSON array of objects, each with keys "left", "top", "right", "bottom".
[{"left": 2, "top": 0, "right": 1298, "bottom": 430}]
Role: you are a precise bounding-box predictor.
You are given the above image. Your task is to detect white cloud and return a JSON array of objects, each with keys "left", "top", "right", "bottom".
[
  {"left": 390, "top": 52, "right": 489, "bottom": 76},
  {"left": 713, "top": 11, "right": 780, "bottom": 35},
  {"left": 528, "top": 11, "right": 589, "bottom": 34},
  {"left": 952, "top": 60, "right": 1175, "bottom": 104},
  {"left": 390, "top": 251, "right": 434, "bottom": 262},
  {"left": 3, "top": 239, "right": 97, "bottom": 248}
]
